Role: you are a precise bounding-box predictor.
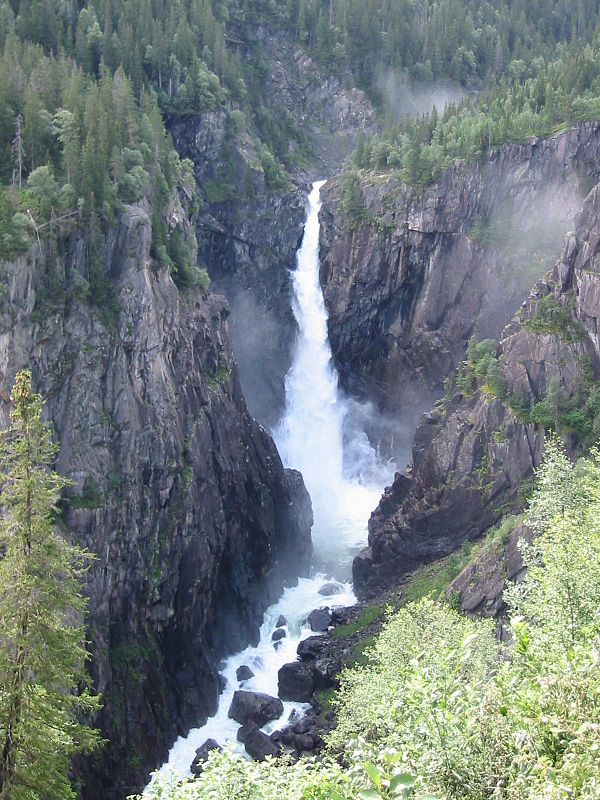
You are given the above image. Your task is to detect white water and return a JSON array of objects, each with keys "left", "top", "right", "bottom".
[{"left": 145, "top": 180, "right": 393, "bottom": 788}]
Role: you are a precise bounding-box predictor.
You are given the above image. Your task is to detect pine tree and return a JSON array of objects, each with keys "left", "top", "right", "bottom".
[{"left": 0, "top": 371, "right": 100, "bottom": 800}]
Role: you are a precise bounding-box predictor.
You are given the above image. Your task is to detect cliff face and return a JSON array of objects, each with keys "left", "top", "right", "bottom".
[
  {"left": 0, "top": 202, "right": 312, "bottom": 798},
  {"left": 170, "top": 27, "right": 375, "bottom": 429},
  {"left": 353, "top": 175, "right": 600, "bottom": 599},
  {"left": 319, "top": 122, "right": 600, "bottom": 437}
]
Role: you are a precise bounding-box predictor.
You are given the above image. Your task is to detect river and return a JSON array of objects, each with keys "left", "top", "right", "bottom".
[{"left": 144, "top": 180, "right": 393, "bottom": 787}]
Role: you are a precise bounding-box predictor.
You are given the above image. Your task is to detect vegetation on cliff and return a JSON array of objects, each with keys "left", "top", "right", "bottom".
[
  {"left": 139, "top": 434, "right": 600, "bottom": 799},
  {"left": 0, "top": 372, "right": 100, "bottom": 800},
  {"left": 347, "top": 38, "right": 600, "bottom": 187}
]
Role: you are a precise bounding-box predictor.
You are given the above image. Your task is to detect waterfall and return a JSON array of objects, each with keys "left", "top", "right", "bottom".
[
  {"left": 274, "top": 180, "right": 390, "bottom": 574},
  {"left": 144, "top": 180, "right": 393, "bottom": 787}
]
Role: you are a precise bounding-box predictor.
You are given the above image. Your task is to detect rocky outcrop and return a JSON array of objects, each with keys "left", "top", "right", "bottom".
[
  {"left": 444, "top": 523, "right": 533, "bottom": 629},
  {"left": 228, "top": 691, "right": 284, "bottom": 727},
  {"left": 0, "top": 202, "right": 312, "bottom": 798},
  {"left": 319, "top": 122, "right": 600, "bottom": 439},
  {"left": 354, "top": 176, "right": 600, "bottom": 598},
  {"left": 169, "top": 27, "right": 375, "bottom": 429}
]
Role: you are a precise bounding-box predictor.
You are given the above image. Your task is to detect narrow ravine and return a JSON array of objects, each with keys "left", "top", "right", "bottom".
[{"left": 145, "top": 181, "right": 393, "bottom": 787}]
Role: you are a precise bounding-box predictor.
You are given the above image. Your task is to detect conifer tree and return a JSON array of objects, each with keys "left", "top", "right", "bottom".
[{"left": 0, "top": 371, "right": 100, "bottom": 800}]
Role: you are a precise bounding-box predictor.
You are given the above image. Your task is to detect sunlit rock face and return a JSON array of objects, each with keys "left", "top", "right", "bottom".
[{"left": 0, "top": 199, "right": 312, "bottom": 799}]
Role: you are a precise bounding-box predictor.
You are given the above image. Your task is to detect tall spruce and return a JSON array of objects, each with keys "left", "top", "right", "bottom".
[{"left": 0, "top": 371, "right": 100, "bottom": 800}]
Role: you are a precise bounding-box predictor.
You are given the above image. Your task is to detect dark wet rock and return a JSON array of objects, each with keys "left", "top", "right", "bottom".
[
  {"left": 297, "top": 636, "right": 328, "bottom": 661},
  {"left": 237, "top": 721, "right": 281, "bottom": 761},
  {"left": 276, "top": 707, "right": 327, "bottom": 757},
  {"left": 228, "top": 691, "right": 284, "bottom": 727},
  {"left": 271, "top": 628, "right": 286, "bottom": 642},
  {"left": 276, "top": 615, "right": 287, "bottom": 628},
  {"left": 308, "top": 608, "right": 331, "bottom": 632},
  {"left": 312, "top": 656, "right": 342, "bottom": 689},
  {"left": 217, "top": 675, "right": 227, "bottom": 694},
  {"left": 236, "top": 665, "right": 255, "bottom": 683},
  {"left": 278, "top": 662, "right": 315, "bottom": 702},
  {"left": 190, "top": 739, "right": 221, "bottom": 776},
  {"left": 330, "top": 607, "right": 354, "bottom": 625},
  {"left": 318, "top": 582, "right": 344, "bottom": 596}
]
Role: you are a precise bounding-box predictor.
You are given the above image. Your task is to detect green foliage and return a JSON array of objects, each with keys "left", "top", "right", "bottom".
[
  {"left": 351, "top": 38, "right": 600, "bottom": 185},
  {"left": 522, "top": 293, "right": 583, "bottom": 341},
  {"left": 332, "top": 605, "right": 383, "bottom": 639},
  {"left": 257, "top": 145, "right": 289, "bottom": 190},
  {"left": 455, "top": 336, "right": 507, "bottom": 399},
  {"left": 137, "top": 437, "right": 600, "bottom": 800},
  {"left": 0, "top": 371, "right": 101, "bottom": 800},
  {"left": 340, "top": 166, "right": 369, "bottom": 230}
]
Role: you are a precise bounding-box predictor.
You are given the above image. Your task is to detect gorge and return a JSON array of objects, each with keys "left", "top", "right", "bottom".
[
  {"left": 3, "top": 5, "right": 600, "bottom": 799},
  {"left": 145, "top": 179, "right": 393, "bottom": 787}
]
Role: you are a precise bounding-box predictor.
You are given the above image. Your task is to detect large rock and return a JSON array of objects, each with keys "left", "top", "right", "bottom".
[
  {"left": 308, "top": 608, "right": 331, "bottom": 632},
  {"left": 237, "top": 721, "right": 281, "bottom": 761},
  {"left": 228, "top": 691, "right": 284, "bottom": 727},
  {"left": 297, "top": 636, "right": 328, "bottom": 661},
  {"left": 236, "top": 665, "right": 254, "bottom": 683},
  {"left": 190, "top": 739, "right": 221, "bottom": 776},
  {"left": 278, "top": 661, "right": 315, "bottom": 702},
  {"left": 318, "top": 582, "right": 344, "bottom": 596}
]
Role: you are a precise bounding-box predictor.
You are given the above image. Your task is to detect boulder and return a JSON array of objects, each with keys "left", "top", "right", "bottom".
[
  {"left": 272, "top": 628, "right": 286, "bottom": 642},
  {"left": 278, "top": 661, "right": 314, "bottom": 702},
  {"left": 228, "top": 690, "right": 283, "bottom": 727},
  {"left": 236, "top": 665, "right": 254, "bottom": 682},
  {"left": 276, "top": 615, "right": 287, "bottom": 627},
  {"left": 237, "top": 721, "right": 281, "bottom": 761},
  {"left": 190, "top": 738, "right": 221, "bottom": 776},
  {"left": 308, "top": 608, "right": 331, "bottom": 632},
  {"left": 318, "top": 582, "right": 344, "bottom": 596},
  {"left": 297, "top": 635, "right": 328, "bottom": 661}
]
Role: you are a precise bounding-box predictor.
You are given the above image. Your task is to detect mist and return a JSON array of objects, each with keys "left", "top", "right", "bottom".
[
  {"left": 226, "top": 289, "right": 294, "bottom": 430},
  {"left": 376, "top": 67, "right": 465, "bottom": 119},
  {"left": 474, "top": 176, "right": 585, "bottom": 341}
]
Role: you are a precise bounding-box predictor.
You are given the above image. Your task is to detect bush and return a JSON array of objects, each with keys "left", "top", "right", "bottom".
[{"left": 138, "top": 436, "right": 600, "bottom": 800}]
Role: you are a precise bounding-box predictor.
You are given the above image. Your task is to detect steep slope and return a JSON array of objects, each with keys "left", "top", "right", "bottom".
[
  {"left": 354, "top": 176, "right": 600, "bottom": 598},
  {"left": 0, "top": 202, "right": 312, "bottom": 798},
  {"left": 319, "top": 122, "right": 600, "bottom": 436}
]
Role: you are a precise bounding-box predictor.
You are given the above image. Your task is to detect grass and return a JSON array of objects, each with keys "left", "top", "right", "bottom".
[{"left": 331, "top": 605, "right": 383, "bottom": 639}]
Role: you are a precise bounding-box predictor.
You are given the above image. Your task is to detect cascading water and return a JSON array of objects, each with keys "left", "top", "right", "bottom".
[
  {"left": 275, "top": 180, "right": 391, "bottom": 574},
  {"left": 144, "top": 180, "right": 393, "bottom": 788}
]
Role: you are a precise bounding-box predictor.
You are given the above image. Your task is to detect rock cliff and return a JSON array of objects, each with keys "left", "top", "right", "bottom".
[
  {"left": 0, "top": 201, "right": 312, "bottom": 798},
  {"left": 353, "top": 172, "right": 600, "bottom": 598},
  {"left": 319, "top": 122, "right": 600, "bottom": 443}
]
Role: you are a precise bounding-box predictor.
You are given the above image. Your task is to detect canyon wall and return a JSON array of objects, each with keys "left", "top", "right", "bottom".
[{"left": 0, "top": 200, "right": 312, "bottom": 798}]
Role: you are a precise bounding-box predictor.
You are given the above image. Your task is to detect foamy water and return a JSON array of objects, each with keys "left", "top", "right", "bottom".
[{"left": 144, "top": 181, "right": 393, "bottom": 790}]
